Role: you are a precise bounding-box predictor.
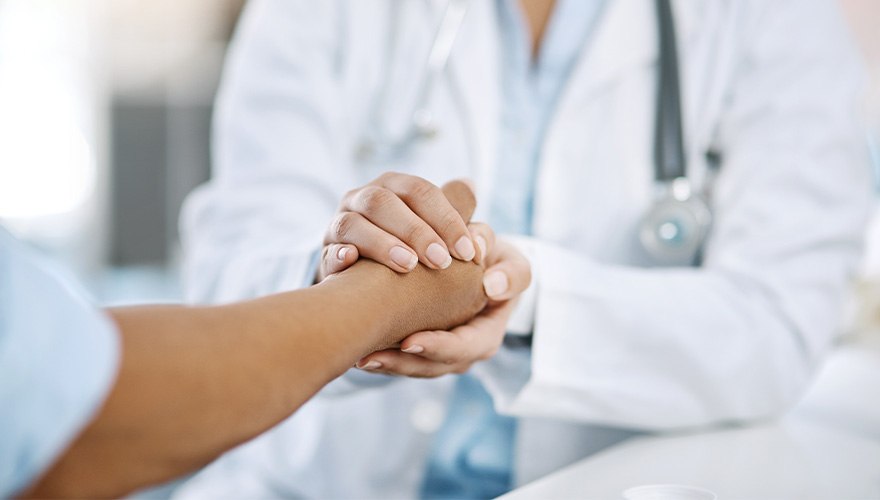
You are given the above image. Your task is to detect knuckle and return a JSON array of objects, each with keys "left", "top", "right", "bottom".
[
  {"left": 341, "top": 188, "right": 359, "bottom": 207},
  {"left": 330, "top": 212, "right": 358, "bottom": 240},
  {"left": 482, "top": 225, "right": 497, "bottom": 243},
  {"left": 402, "top": 178, "right": 438, "bottom": 202},
  {"left": 402, "top": 221, "right": 432, "bottom": 246},
  {"left": 355, "top": 186, "right": 393, "bottom": 213},
  {"left": 377, "top": 171, "right": 401, "bottom": 184},
  {"left": 436, "top": 214, "right": 463, "bottom": 239}
]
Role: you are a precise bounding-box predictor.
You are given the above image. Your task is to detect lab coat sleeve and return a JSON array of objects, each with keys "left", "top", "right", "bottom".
[
  {"left": 475, "top": 0, "right": 874, "bottom": 430},
  {"left": 180, "top": 0, "right": 353, "bottom": 304}
]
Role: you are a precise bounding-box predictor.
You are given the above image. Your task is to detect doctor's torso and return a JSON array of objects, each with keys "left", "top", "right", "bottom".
[
  {"left": 178, "top": 0, "right": 870, "bottom": 497},
  {"left": 315, "top": 0, "right": 733, "bottom": 265}
]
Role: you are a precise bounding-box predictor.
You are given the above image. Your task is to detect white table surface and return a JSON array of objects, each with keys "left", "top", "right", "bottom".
[{"left": 501, "top": 344, "right": 880, "bottom": 500}]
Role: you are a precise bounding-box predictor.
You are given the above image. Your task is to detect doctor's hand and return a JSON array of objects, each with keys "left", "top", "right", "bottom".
[
  {"left": 316, "top": 173, "right": 478, "bottom": 282},
  {"left": 355, "top": 239, "right": 531, "bottom": 378}
]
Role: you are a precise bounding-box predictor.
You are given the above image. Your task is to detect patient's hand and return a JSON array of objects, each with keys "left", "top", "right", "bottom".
[
  {"left": 318, "top": 180, "right": 489, "bottom": 353},
  {"left": 354, "top": 239, "right": 530, "bottom": 376},
  {"left": 318, "top": 174, "right": 532, "bottom": 370}
]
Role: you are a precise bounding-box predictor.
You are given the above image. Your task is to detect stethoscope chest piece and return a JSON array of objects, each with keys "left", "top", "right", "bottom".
[{"left": 638, "top": 182, "right": 712, "bottom": 266}]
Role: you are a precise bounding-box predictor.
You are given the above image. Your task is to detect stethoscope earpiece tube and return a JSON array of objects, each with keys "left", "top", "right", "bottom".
[
  {"left": 357, "top": 0, "right": 469, "bottom": 163},
  {"left": 359, "top": 0, "right": 711, "bottom": 266},
  {"left": 654, "top": 0, "right": 686, "bottom": 182}
]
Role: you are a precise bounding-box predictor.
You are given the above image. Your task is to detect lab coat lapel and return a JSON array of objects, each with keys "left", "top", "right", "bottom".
[
  {"left": 434, "top": 0, "right": 501, "bottom": 219},
  {"left": 557, "top": 0, "right": 658, "bottom": 108}
]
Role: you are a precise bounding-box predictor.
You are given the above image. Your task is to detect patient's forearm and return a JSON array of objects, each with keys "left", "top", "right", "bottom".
[{"left": 27, "top": 258, "right": 485, "bottom": 499}]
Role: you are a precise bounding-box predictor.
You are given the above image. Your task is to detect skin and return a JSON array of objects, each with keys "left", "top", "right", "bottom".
[
  {"left": 520, "top": 0, "right": 557, "bottom": 57},
  {"left": 24, "top": 184, "right": 487, "bottom": 499},
  {"left": 357, "top": 240, "right": 527, "bottom": 377},
  {"left": 319, "top": 175, "right": 531, "bottom": 378},
  {"left": 319, "top": 2, "right": 557, "bottom": 377},
  {"left": 320, "top": 173, "right": 479, "bottom": 277}
]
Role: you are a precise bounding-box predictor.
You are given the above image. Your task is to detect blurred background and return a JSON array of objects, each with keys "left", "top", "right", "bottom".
[
  {"left": 0, "top": 0, "right": 243, "bottom": 304},
  {"left": 0, "top": 0, "right": 877, "bottom": 313}
]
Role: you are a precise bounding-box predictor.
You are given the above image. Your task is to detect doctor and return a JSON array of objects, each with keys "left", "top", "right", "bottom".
[{"left": 179, "top": 0, "right": 872, "bottom": 498}]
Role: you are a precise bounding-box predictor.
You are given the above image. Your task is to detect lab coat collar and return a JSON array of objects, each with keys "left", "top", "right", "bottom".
[{"left": 428, "top": 0, "right": 702, "bottom": 215}]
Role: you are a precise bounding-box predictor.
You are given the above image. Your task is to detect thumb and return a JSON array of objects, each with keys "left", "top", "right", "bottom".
[{"left": 440, "top": 179, "right": 476, "bottom": 224}]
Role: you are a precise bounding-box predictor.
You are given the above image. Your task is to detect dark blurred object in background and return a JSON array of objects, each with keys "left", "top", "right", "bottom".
[{"left": 108, "top": 0, "right": 244, "bottom": 267}]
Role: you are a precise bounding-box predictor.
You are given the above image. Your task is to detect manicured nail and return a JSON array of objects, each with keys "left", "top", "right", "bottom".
[
  {"left": 337, "top": 246, "right": 350, "bottom": 262},
  {"left": 402, "top": 345, "right": 424, "bottom": 354},
  {"left": 426, "top": 243, "right": 452, "bottom": 269},
  {"left": 390, "top": 246, "right": 417, "bottom": 270},
  {"left": 454, "top": 236, "right": 476, "bottom": 261},
  {"left": 476, "top": 236, "right": 488, "bottom": 261},
  {"left": 483, "top": 271, "right": 509, "bottom": 298},
  {"left": 359, "top": 360, "right": 382, "bottom": 370}
]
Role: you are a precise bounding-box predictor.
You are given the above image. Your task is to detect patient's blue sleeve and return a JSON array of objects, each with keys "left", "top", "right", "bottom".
[{"left": 0, "top": 229, "right": 120, "bottom": 497}]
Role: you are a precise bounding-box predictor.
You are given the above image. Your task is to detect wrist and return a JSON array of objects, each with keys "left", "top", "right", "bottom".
[{"left": 320, "top": 259, "right": 487, "bottom": 351}]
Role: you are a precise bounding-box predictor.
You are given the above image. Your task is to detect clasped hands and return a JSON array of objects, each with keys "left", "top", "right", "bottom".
[{"left": 317, "top": 173, "right": 531, "bottom": 378}]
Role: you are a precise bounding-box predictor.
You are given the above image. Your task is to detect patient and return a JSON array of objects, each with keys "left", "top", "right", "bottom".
[{"left": 9, "top": 183, "right": 489, "bottom": 498}]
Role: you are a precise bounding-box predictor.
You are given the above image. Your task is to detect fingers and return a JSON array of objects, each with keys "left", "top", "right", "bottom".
[
  {"left": 375, "top": 173, "right": 476, "bottom": 263},
  {"left": 324, "top": 212, "right": 418, "bottom": 273},
  {"left": 466, "top": 222, "right": 496, "bottom": 266},
  {"left": 483, "top": 241, "right": 532, "bottom": 302},
  {"left": 401, "top": 302, "right": 511, "bottom": 361},
  {"left": 399, "top": 328, "right": 499, "bottom": 365},
  {"left": 356, "top": 303, "right": 513, "bottom": 377},
  {"left": 317, "top": 244, "right": 359, "bottom": 281},
  {"left": 324, "top": 173, "right": 480, "bottom": 276},
  {"left": 341, "top": 185, "right": 454, "bottom": 270},
  {"left": 356, "top": 350, "right": 471, "bottom": 378}
]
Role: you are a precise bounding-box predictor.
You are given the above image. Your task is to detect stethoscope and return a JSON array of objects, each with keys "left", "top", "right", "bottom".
[
  {"left": 357, "top": 0, "right": 712, "bottom": 267},
  {"left": 356, "top": 0, "right": 471, "bottom": 163}
]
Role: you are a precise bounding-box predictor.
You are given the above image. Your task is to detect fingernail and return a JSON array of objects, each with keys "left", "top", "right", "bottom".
[
  {"left": 402, "top": 345, "right": 424, "bottom": 354},
  {"left": 483, "top": 271, "right": 509, "bottom": 298},
  {"left": 390, "top": 246, "right": 417, "bottom": 270},
  {"left": 359, "top": 360, "right": 382, "bottom": 370},
  {"left": 426, "top": 243, "right": 452, "bottom": 269},
  {"left": 337, "top": 246, "right": 350, "bottom": 261},
  {"left": 476, "top": 236, "right": 488, "bottom": 260},
  {"left": 454, "top": 236, "right": 476, "bottom": 261}
]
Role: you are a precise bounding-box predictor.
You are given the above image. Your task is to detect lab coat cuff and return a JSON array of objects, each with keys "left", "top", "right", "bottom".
[
  {"left": 268, "top": 244, "right": 321, "bottom": 295},
  {"left": 300, "top": 246, "right": 322, "bottom": 289},
  {"left": 499, "top": 234, "right": 538, "bottom": 336},
  {"left": 481, "top": 241, "right": 609, "bottom": 421}
]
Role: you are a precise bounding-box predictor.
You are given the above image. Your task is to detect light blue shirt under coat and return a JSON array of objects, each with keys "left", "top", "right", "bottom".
[{"left": 420, "top": 1, "right": 606, "bottom": 498}]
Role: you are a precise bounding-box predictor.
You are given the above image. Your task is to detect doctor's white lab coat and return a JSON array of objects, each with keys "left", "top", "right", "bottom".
[{"left": 177, "top": 0, "right": 872, "bottom": 497}]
